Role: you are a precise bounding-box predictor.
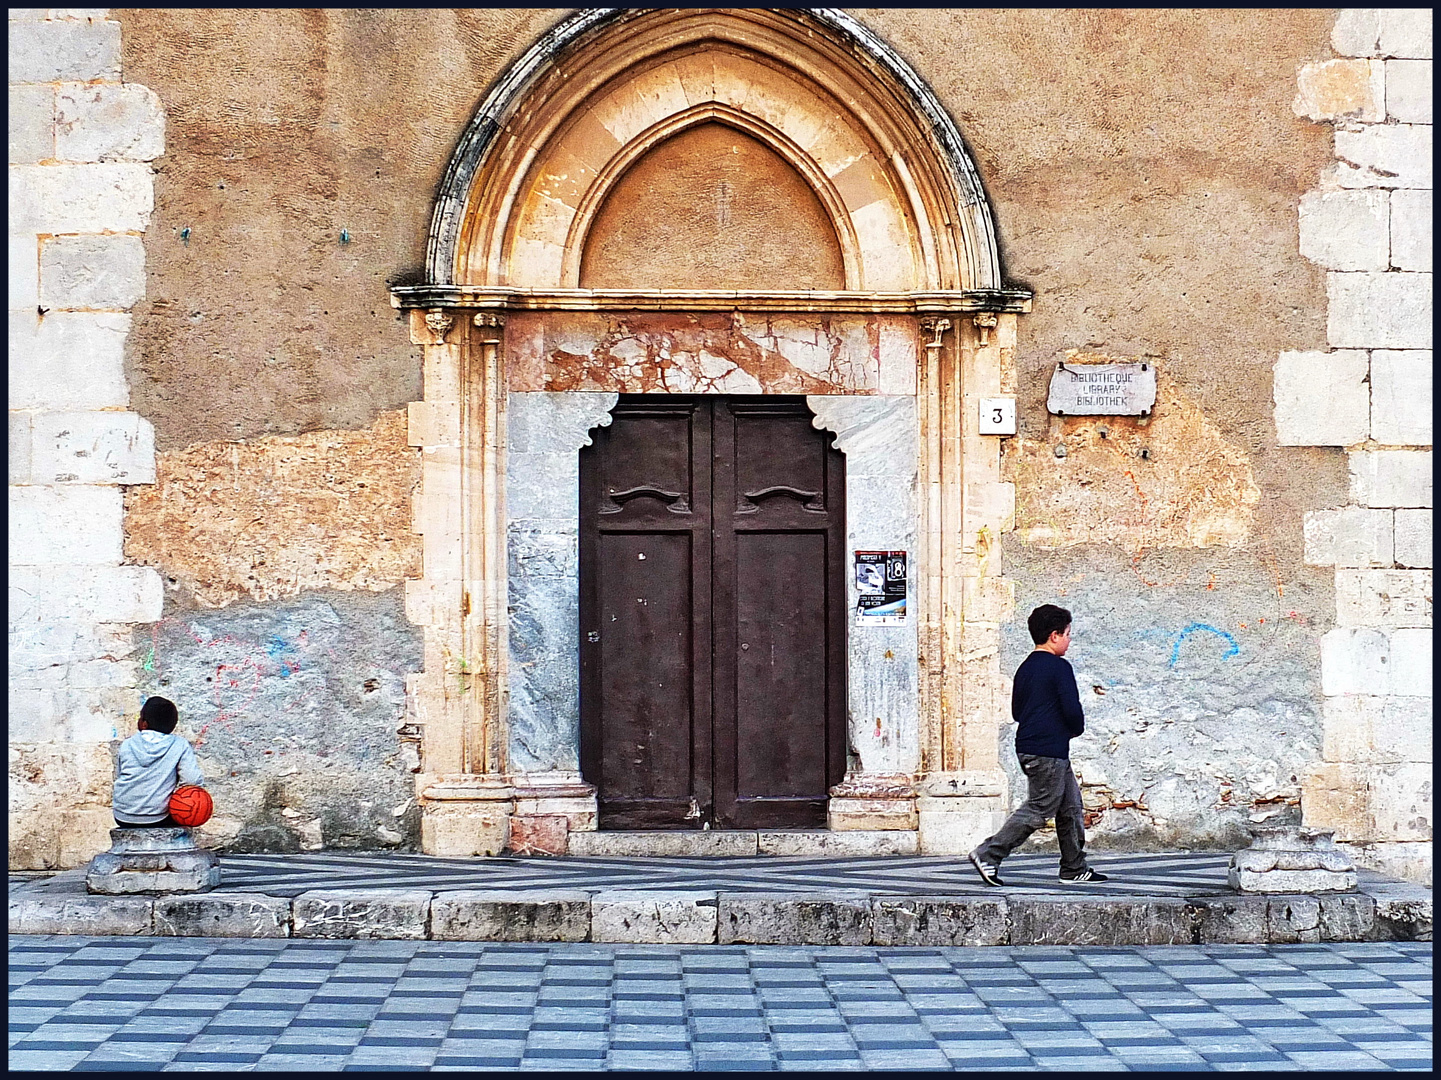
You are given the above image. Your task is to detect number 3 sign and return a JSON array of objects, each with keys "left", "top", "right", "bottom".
[{"left": 978, "top": 397, "right": 1016, "bottom": 435}]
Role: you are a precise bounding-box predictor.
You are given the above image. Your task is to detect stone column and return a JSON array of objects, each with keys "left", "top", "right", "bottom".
[
  {"left": 916, "top": 314, "right": 1016, "bottom": 854},
  {"left": 406, "top": 308, "right": 513, "bottom": 855}
]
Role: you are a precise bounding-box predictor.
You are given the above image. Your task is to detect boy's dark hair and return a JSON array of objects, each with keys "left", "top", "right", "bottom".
[
  {"left": 1028, "top": 604, "right": 1072, "bottom": 645},
  {"left": 140, "top": 696, "right": 179, "bottom": 734}
]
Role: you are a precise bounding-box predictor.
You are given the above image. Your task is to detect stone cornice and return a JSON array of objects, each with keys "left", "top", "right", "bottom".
[{"left": 389, "top": 286, "right": 1033, "bottom": 315}]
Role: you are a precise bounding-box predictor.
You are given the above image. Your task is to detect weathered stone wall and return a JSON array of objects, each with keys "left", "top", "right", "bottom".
[
  {"left": 1283, "top": 9, "right": 1432, "bottom": 886},
  {"left": 9, "top": 7, "right": 166, "bottom": 869},
  {"left": 13, "top": 8, "right": 1427, "bottom": 866},
  {"left": 134, "top": 589, "right": 423, "bottom": 854}
]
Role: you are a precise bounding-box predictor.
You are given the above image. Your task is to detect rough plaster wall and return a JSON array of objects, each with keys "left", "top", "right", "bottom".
[
  {"left": 136, "top": 589, "right": 423, "bottom": 853},
  {"left": 108, "top": 8, "right": 1353, "bottom": 853},
  {"left": 123, "top": 409, "right": 420, "bottom": 608},
  {"left": 114, "top": 7, "right": 568, "bottom": 450},
  {"left": 579, "top": 122, "right": 846, "bottom": 290}
]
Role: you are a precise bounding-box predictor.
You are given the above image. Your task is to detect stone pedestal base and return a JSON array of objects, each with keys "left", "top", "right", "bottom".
[
  {"left": 916, "top": 770, "right": 1007, "bottom": 855},
  {"left": 511, "top": 772, "right": 598, "bottom": 854},
  {"left": 1230, "top": 825, "right": 1358, "bottom": 893},
  {"left": 419, "top": 776, "right": 513, "bottom": 856},
  {"left": 828, "top": 774, "right": 917, "bottom": 830},
  {"left": 85, "top": 828, "right": 219, "bottom": 894}
]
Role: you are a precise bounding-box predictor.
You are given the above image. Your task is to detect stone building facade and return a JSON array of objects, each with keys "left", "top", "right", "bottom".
[{"left": 9, "top": 8, "right": 1431, "bottom": 884}]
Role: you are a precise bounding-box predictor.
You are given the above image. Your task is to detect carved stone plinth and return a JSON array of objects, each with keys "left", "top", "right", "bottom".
[
  {"left": 85, "top": 828, "right": 220, "bottom": 895},
  {"left": 828, "top": 773, "right": 917, "bottom": 831},
  {"left": 1229, "top": 824, "right": 1357, "bottom": 894}
]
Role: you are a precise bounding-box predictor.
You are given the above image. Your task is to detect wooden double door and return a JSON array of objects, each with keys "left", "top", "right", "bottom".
[{"left": 579, "top": 396, "right": 846, "bottom": 830}]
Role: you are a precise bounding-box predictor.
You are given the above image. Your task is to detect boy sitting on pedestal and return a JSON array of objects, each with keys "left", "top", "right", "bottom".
[{"left": 112, "top": 696, "right": 204, "bottom": 829}]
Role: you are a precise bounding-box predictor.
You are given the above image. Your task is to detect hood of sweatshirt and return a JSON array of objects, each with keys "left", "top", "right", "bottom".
[{"left": 129, "top": 729, "right": 183, "bottom": 764}]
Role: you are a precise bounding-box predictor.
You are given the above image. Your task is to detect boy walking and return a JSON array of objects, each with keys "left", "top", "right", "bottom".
[
  {"left": 113, "top": 696, "right": 204, "bottom": 828},
  {"left": 968, "top": 604, "right": 1108, "bottom": 885}
]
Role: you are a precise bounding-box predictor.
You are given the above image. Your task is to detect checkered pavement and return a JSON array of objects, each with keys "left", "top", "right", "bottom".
[
  {"left": 215, "top": 850, "right": 1235, "bottom": 898},
  {"left": 9, "top": 936, "right": 1431, "bottom": 1071}
]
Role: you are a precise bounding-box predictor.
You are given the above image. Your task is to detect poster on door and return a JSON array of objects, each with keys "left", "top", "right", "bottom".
[{"left": 855, "top": 550, "right": 907, "bottom": 626}]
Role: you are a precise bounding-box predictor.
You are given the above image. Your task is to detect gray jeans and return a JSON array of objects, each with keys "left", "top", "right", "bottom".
[{"left": 974, "top": 754, "right": 1088, "bottom": 874}]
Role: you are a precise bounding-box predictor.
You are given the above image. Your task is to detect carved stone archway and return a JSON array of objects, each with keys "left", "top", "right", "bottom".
[{"left": 391, "top": 7, "right": 1031, "bottom": 855}]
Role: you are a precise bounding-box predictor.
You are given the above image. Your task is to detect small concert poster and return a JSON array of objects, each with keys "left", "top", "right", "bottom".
[{"left": 855, "top": 550, "right": 907, "bottom": 626}]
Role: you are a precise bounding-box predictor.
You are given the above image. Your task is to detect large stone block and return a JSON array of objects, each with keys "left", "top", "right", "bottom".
[
  {"left": 10, "top": 565, "right": 163, "bottom": 624},
  {"left": 1333, "top": 124, "right": 1433, "bottom": 190},
  {"left": 1390, "top": 190, "right": 1432, "bottom": 272},
  {"left": 1303, "top": 507, "right": 1393, "bottom": 567},
  {"left": 1335, "top": 569, "right": 1432, "bottom": 627},
  {"left": 757, "top": 830, "right": 918, "bottom": 856},
  {"left": 9, "top": 484, "right": 122, "bottom": 564},
  {"left": 1321, "top": 627, "right": 1391, "bottom": 695},
  {"left": 7, "top": 17, "right": 120, "bottom": 83},
  {"left": 1297, "top": 189, "right": 1388, "bottom": 271},
  {"left": 1350, "top": 449, "right": 1432, "bottom": 508},
  {"left": 39, "top": 234, "right": 146, "bottom": 310},
  {"left": 1386, "top": 59, "right": 1433, "bottom": 124},
  {"left": 1370, "top": 352, "right": 1433, "bottom": 445},
  {"left": 871, "top": 896, "right": 1008, "bottom": 946},
  {"left": 431, "top": 889, "right": 590, "bottom": 941},
  {"left": 1007, "top": 897, "right": 1196, "bottom": 946},
  {"left": 567, "top": 830, "right": 757, "bottom": 856},
  {"left": 1377, "top": 9, "right": 1433, "bottom": 58},
  {"left": 591, "top": 890, "right": 717, "bottom": 944},
  {"left": 1328, "top": 273, "right": 1431, "bottom": 350},
  {"left": 1193, "top": 895, "right": 1268, "bottom": 944},
  {"left": 9, "top": 309, "right": 130, "bottom": 410},
  {"left": 11, "top": 409, "right": 33, "bottom": 483},
  {"left": 1368, "top": 762, "right": 1434, "bottom": 841},
  {"left": 1262, "top": 894, "right": 1377, "bottom": 943},
  {"left": 717, "top": 891, "right": 872, "bottom": 945},
  {"left": 28, "top": 409, "right": 154, "bottom": 484},
  {"left": 1394, "top": 509, "right": 1431, "bottom": 568},
  {"left": 1389, "top": 627, "right": 1432, "bottom": 695},
  {"left": 11, "top": 232, "right": 39, "bottom": 310},
  {"left": 10, "top": 84, "right": 54, "bottom": 164},
  {"left": 292, "top": 889, "right": 432, "bottom": 939},
  {"left": 1323, "top": 694, "right": 1433, "bottom": 763},
  {"left": 1292, "top": 59, "right": 1384, "bottom": 123},
  {"left": 9, "top": 892, "right": 153, "bottom": 935},
  {"left": 917, "top": 804, "right": 1005, "bottom": 855},
  {"left": 8, "top": 163, "right": 154, "bottom": 234},
  {"left": 1273, "top": 349, "right": 1370, "bottom": 445},
  {"left": 420, "top": 800, "right": 509, "bottom": 856},
  {"left": 1367, "top": 877, "right": 1433, "bottom": 938},
  {"left": 153, "top": 893, "right": 291, "bottom": 937},
  {"left": 55, "top": 83, "right": 164, "bottom": 162}
]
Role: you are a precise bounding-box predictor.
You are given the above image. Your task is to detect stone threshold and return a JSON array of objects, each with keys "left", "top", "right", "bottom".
[
  {"left": 9, "top": 869, "right": 1430, "bottom": 946},
  {"left": 565, "top": 830, "right": 918, "bottom": 857}
]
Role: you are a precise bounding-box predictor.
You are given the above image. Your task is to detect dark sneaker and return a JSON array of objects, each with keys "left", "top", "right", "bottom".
[
  {"left": 968, "top": 850, "right": 1004, "bottom": 887},
  {"left": 1059, "top": 868, "right": 1110, "bottom": 883}
]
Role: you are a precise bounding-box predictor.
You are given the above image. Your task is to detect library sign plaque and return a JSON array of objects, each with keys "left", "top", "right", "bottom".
[{"left": 1047, "top": 361, "right": 1157, "bottom": 416}]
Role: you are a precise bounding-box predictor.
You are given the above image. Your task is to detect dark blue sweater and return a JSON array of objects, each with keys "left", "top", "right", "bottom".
[{"left": 1011, "top": 650, "right": 1085, "bottom": 759}]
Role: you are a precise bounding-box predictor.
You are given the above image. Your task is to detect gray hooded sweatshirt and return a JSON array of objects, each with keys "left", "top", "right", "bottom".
[{"left": 112, "top": 730, "right": 205, "bottom": 823}]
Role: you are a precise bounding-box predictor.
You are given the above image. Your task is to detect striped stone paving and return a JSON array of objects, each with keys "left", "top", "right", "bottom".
[
  {"left": 8, "top": 936, "right": 1431, "bottom": 1071},
  {"left": 213, "top": 850, "right": 1234, "bottom": 898}
]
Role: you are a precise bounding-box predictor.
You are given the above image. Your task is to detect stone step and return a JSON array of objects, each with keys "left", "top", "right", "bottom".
[
  {"left": 565, "top": 829, "right": 919, "bottom": 857},
  {"left": 10, "top": 867, "right": 1431, "bottom": 945}
]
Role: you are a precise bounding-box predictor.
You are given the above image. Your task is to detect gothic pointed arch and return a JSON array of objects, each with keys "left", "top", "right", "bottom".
[{"left": 423, "top": 7, "right": 1016, "bottom": 298}]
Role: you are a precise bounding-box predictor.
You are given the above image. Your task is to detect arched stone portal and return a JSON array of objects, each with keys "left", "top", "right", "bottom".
[{"left": 391, "top": 7, "right": 1032, "bottom": 856}]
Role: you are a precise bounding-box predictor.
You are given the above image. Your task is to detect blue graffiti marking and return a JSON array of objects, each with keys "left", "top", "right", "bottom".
[
  {"left": 266, "top": 635, "right": 292, "bottom": 658},
  {"left": 1169, "top": 623, "right": 1240, "bottom": 668}
]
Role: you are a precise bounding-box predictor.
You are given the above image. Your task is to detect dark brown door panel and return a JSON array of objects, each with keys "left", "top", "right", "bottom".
[{"left": 580, "top": 395, "right": 843, "bottom": 830}]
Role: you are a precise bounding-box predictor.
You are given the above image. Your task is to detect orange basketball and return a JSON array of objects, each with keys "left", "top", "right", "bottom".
[{"left": 169, "top": 784, "right": 214, "bottom": 827}]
